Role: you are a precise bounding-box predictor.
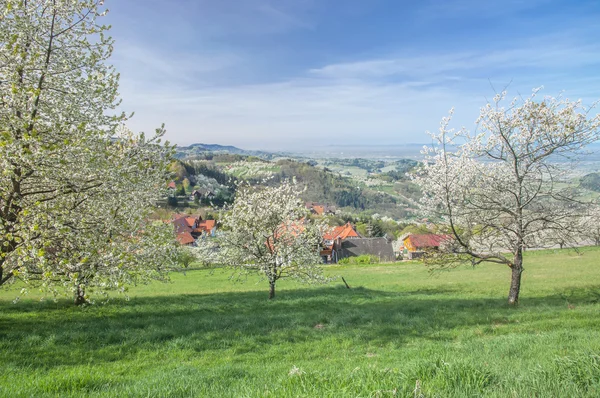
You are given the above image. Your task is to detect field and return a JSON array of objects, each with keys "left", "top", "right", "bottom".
[{"left": 1, "top": 248, "right": 600, "bottom": 397}]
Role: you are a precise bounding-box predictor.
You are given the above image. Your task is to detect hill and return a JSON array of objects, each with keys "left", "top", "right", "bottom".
[
  {"left": 580, "top": 172, "right": 600, "bottom": 192},
  {"left": 169, "top": 154, "right": 421, "bottom": 219},
  {"left": 174, "top": 143, "right": 278, "bottom": 160}
]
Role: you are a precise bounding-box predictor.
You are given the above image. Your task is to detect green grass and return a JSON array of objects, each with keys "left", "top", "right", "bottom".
[{"left": 1, "top": 248, "right": 600, "bottom": 397}]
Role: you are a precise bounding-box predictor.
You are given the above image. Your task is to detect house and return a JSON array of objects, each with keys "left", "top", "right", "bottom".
[
  {"left": 321, "top": 222, "right": 362, "bottom": 263},
  {"left": 305, "top": 202, "right": 337, "bottom": 216},
  {"left": 171, "top": 214, "right": 217, "bottom": 245},
  {"left": 204, "top": 190, "right": 216, "bottom": 199},
  {"left": 190, "top": 190, "right": 202, "bottom": 201},
  {"left": 167, "top": 181, "right": 177, "bottom": 190},
  {"left": 176, "top": 231, "right": 195, "bottom": 246},
  {"left": 339, "top": 237, "right": 395, "bottom": 262},
  {"left": 194, "top": 219, "right": 216, "bottom": 236},
  {"left": 402, "top": 233, "right": 451, "bottom": 259}
]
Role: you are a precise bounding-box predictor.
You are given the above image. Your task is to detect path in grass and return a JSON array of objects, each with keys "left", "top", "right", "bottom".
[{"left": 0, "top": 248, "right": 599, "bottom": 397}]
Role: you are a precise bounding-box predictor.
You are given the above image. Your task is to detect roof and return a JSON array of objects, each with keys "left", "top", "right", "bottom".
[
  {"left": 184, "top": 217, "right": 197, "bottom": 228},
  {"left": 323, "top": 222, "right": 360, "bottom": 240},
  {"left": 306, "top": 202, "right": 336, "bottom": 215},
  {"left": 176, "top": 231, "right": 195, "bottom": 245},
  {"left": 404, "top": 234, "right": 451, "bottom": 248},
  {"left": 172, "top": 217, "right": 191, "bottom": 234},
  {"left": 171, "top": 214, "right": 211, "bottom": 244},
  {"left": 340, "top": 238, "right": 395, "bottom": 261},
  {"left": 194, "top": 220, "right": 216, "bottom": 233},
  {"left": 167, "top": 181, "right": 176, "bottom": 189}
]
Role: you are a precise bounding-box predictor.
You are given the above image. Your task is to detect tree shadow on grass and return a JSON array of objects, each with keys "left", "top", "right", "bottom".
[{"left": 1, "top": 285, "right": 599, "bottom": 371}]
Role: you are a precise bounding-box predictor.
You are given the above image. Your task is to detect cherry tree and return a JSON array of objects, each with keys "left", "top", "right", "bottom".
[
  {"left": 414, "top": 89, "right": 600, "bottom": 305},
  {"left": 197, "top": 180, "right": 328, "bottom": 299},
  {"left": 580, "top": 205, "right": 600, "bottom": 246},
  {"left": 0, "top": 1, "right": 177, "bottom": 303}
]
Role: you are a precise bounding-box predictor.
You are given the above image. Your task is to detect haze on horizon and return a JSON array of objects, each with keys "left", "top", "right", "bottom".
[{"left": 106, "top": 0, "right": 600, "bottom": 151}]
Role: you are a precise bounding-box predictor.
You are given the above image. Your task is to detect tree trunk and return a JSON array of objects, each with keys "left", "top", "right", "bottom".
[
  {"left": 269, "top": 281, "right": 276, "bottom": 300},
  {"left": 507, "top": 249, "right": 523, "bottom": 306},
  {"left": 74, "top": 284, "right": 86, "bottom": 305}
]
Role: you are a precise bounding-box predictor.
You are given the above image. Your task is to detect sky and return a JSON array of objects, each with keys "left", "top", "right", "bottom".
[{"left": 105, "top": 0, "right": 600, "bottom": 151}]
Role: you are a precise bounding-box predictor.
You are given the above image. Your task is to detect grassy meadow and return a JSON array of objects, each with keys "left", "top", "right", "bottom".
[{"left": 1, "top": 247, "right": 600, "bottom": 397}]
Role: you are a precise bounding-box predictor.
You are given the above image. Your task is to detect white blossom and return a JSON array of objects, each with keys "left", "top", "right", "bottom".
[
  {"left": 413, "top": 89, "right": 600, "bottom": 305},
  {"left": 0, "top": 1, "right": 178, "bottom": 303},
  {"left": 196, "top": 180, "right": 329, "bottom": 299}
]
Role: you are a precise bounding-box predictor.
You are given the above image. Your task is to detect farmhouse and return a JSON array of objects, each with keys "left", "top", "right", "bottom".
[
  {"left": 305, "top": 202, "right": 337, "bottom": 216},
  {"left": 402, "top": 233, "right": 451, "bottom": 259},
  {"left": 320, "top": 222, "right": 360, "bottom": 262},
  {"left": 171, "top": 214, "right": 217, "bottom": 245},
  {"left": 339, "top": 237, "right": 395, "bottom": 262},
  {"left": 320, "top": 222, "right": 394, "bottom": 263}
]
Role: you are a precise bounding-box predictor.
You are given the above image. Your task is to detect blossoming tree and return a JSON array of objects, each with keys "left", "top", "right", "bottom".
[
  {"left": 414, "top": 89, "right": 600, "bottom": 305},
  {"left": 198, "top": 180, "right": 327, "bottom": 299},
  {"left": 580, "top": 205, "right": 600, "bottom": 247},
  {"left": 0, "top": 1, "right": 178, "bottom": 303}
]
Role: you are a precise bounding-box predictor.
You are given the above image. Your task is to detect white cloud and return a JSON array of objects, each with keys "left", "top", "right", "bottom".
[
  {"left": 115, "top": 31, "right": 600, "bottom": 151},
  {"left": 309, "top": 40, "right": 600, "bottom": 82}
]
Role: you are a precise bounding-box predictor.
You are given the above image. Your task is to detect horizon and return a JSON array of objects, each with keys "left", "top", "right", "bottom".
[{"left": 106, "top": 1, "right": 600, "bottom": 150}]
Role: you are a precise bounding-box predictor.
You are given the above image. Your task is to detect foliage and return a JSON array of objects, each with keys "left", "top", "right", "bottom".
[
  {"left": 223, "top": 160, "right": 276, "bottom": 179},
  {"left": 186, "top": 160, "right": 236, "bottom": 187},
  {"left": 168, "top": 161, "right": 188, "bottom": 181},
  {"left": 196, "top": 180, "right": 328, "bottom": 298},
  {"left": 337, "top": 254, "right": 380, "bottom": 264},
  {"left": 0, "top": 0, "right": 177, "bottom": 303},
  {"left": 398, "top": 224, "right": 432, "bottom": 237},
  {"left": 176, "top": 247, "right": 197, "bottom": 269},
  {"left": 414, "top": 88, "right": 600, "bottom": 305},
  {"left": 377, "top": 159, "right": 420, "bottom": 182},
  {"left": 166, "top": 196, "right": 179, "bottom": 208}
]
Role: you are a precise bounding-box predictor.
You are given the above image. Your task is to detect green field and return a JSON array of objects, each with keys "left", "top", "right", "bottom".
[{"left": 1, "top": 248, "right": 600, "bottom": 397}]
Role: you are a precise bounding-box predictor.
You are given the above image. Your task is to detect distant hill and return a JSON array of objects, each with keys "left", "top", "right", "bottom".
[
  {"left": 580, "top": 172, "right": 600, "bottom": 192},
  {"left": 174, "top": 143, "right": 277, "bottom": 159}
]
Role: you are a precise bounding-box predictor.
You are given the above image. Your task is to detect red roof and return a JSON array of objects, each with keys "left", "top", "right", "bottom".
[
  {"left": 176, "top": 231, "right": 195, "bottom": 245},
  {"left": 171, "top": 214, "right": 212, "bottom": 244},
  {"left": 194, "top": 220, "right": 215, "bottom": 233},
  {"left": 404, "top": 234, "right": 451, "bottom": 248},
  {"left": 184, "top": 217, "right": 197, "bottom": 228},
  {"left": 323, "top": 222, "right": 360, "bottom": 240},
  {"left": 167, "top": 181, "right": 176, "bottom": 189}
]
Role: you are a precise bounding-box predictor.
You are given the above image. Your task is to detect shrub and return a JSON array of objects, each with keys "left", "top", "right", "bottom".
[{"left": 337, "top": 255, "right": 380, "bottom": 265}]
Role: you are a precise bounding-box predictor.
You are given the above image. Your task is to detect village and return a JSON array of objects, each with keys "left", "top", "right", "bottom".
[{"left": 171, "top": 195, "right": 449, "bottom": 264}]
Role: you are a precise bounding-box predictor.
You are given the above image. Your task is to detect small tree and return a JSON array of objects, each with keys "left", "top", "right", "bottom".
[
  {"left": 198, "top": 180, "right": 327, "bottom": 299},
  {"left": 182, "top": 178, "right": 191, "bottom": 194},
  {"left": 414, "top": 89, "right": 600, "bottom": 305}
]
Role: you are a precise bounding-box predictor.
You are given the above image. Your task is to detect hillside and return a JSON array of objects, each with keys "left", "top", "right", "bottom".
[
  {"left": 168, "top": 154, "right": 422, "bottom": 219},
  {"left": 174, "top": 143, "right": 278, "bottom": 160},
  {"left": 580, "top": 172, "right": 600, "bottom": 192}
]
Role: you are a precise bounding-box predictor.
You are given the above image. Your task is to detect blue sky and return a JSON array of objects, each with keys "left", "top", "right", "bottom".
[{"left": 105, "top": 0, "right": 600, "bottom": 150}]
